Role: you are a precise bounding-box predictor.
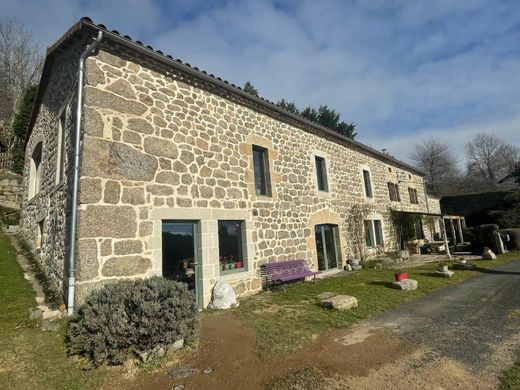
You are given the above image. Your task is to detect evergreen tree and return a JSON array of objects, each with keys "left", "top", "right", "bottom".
[
  {"left": 276, "top": 99, "right": 300, "bottom": 115},
  {"left": 11, "top": 84, "right": 37, "bottom": 173},
  {"left": 243, "top": 81, "right": 258, "bottom": 97}
]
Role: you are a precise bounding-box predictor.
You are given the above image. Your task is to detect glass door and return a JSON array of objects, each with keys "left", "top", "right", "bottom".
[
  {"left": 315, "top": 224, "right": 340, "bottom": 271},
  {"left": 162, "top": 221, "right": 200, "bottom": 305}
]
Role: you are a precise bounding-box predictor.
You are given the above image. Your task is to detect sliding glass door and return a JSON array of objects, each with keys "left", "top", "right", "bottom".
[{"left": 315, "top": 224, "right": 340, "bottom": 271}]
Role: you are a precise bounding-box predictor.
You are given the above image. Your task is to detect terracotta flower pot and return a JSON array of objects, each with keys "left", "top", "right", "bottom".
[{"left": 395, "top": 272, "right": 408, "bottom": 282}]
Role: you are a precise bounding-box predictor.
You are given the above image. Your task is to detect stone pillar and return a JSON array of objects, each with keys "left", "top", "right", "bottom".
[
  {"left": 449, "top": 219, "right": 457, "bottom": 246},
  {"left": 457, "top": 219, "right": 464, "bottom": 244},
  {"left": 441, "top": 218, "right": 451, "bottom": 258}
]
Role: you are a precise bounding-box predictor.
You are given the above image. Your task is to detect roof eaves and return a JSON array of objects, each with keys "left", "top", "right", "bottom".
[{"left": 27, "top": 17, "right": 425, "bottom": 176}]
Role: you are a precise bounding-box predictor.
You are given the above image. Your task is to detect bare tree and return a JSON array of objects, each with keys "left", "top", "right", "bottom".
[
  {"left": 410, "top": 137, "right": 459, "bottom": 195},
  {"left": 465, "top": 133, "right": 519, "bottom": 186},
  {"left": 0, "top": 18, "right": 43, "bottom": 152}
]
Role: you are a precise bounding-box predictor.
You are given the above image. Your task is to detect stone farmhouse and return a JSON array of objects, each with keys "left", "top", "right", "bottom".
[{"left": 20, "top": 18, "right": 442, "bottom": 312}]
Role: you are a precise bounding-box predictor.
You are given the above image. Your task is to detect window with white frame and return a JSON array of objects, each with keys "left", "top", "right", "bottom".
[
  {"left": 362, "top": 169, "right": 373, "bottom": 198},
  {"left": 218, "top": 220, "right": 246, "bottom": 274},
  {"left": 364, "top": 219, "right": 384, "bottom": 248},
  {"left": 28, "top": 142, "right": 43, "bottom": 200}
]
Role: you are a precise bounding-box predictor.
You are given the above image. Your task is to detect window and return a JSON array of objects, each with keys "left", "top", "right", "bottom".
[
  {"left": 365, "top": 219, "right": 384, "bottom": 248},
  {"left": 252, "top": 145, "right": 271, "bottom": 196},
  {"left": 315, "top": 156, "right": 329, "bottom": 192},
  {"left": 218, "top": 220, "right": 245, "bottom": 274},
  {"left": 408, "top": 187, "right": 419, "bottom": 204},
  {"left": 56, "top": 110, "right": 66, "bottom": 184},
  {"left": 387, "top": 182, "right": 400, "bottom": 202},
  {"left": 28, "top": 142, "right": 43, "bottom": 200},
  {"left": 36, "top": 220, "right": 44, "bottom": 248},
  {"left": 315, "top": 224, "right": 340, "bottom": 271},
  {"left": 362, "top": 169, "right": 373, "bottom": 198},
  {"left": 414, "top": 220, "right": 424, "bottom": 239}
]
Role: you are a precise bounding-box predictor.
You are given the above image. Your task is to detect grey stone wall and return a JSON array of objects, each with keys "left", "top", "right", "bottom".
[
  {"left": 0, "top": 171, "right": 22, "bottom": 209},
  {"left": 72, "top": 45, "right": 440, "bottom": 306},
  {"left": 19, "top": 42, "right": 83, "bottom": 293}
]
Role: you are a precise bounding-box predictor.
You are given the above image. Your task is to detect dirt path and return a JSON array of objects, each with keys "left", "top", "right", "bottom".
[{"left": 115, "top": 260, "right": 520, "bottom": 389}]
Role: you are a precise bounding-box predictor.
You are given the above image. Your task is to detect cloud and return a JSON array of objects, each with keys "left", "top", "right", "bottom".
[{"left": 1, "top": 0, "right": 519, "bottom": 168}]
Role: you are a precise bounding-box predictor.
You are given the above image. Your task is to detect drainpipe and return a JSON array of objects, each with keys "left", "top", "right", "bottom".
[{"left": 67, "top": 31, "right": 103, "bottom": 315}]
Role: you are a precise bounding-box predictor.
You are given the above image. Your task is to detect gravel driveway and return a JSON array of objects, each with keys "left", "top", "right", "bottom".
[{"left": 368, "top": 260, "right": 520, "bottom": 375}]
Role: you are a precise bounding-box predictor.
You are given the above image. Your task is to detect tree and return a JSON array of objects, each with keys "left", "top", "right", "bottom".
[
  {"left": 276, "top": 99, "right": 299, "bottom": 115},
  {"left": 465, "top": 133, "right": 520, "bottom": 186},
  {"left": 0, "top": 18, "right": 42, "bottom": 155},
  {"left": 10, "top": 84, "right": 37, "bottom": 174},
  {"left": 243, "top": 81, "right": 258, "bottom": 97},
  {"left": 410, "top": 137, "right": 459, "bottom": 195},
  {"left": 301, "top": 105, "right": 356, "bottom": 139}
]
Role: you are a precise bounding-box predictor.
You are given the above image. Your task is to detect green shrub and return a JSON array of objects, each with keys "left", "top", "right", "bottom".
[
  {"left": 466, "top": 224, "right": 499, "bottom": 253},
  {"left": 500, "top": 229, "right": 520, "bottom": 251},
  {"left": 0, "top": 205, "right": 20, "bottom": 226},
  {"left": 67, "top": 277, "right": 199, "bottom": 366}
]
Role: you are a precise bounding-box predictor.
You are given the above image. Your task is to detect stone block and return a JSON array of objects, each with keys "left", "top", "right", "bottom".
[
  {"left": 78, "top": 205, "right": 137, "bottom": 238},
  {"left": 76, "top": 239, "right": 99, "bottom": 281},
  {"left": 103, "top": 180, "right": 121, "bottom": 204},
  {"left": 101, "top": 255, "right": 151, "bottom": 277},
  {"left": 82, "top": 137, "right": 158, "bottom": 181},
  {"left": 83, "top": 106, "right": 104, "bottom": 136},
  {"left": 143, "top": 136, "right": 178, "bottom": 159},
  {"left": 320, "top": 295, "right": 358, "bottom": 311},
  {"left": 85, "top": 86, "right": 147, "bottom": 115},
  {"left": 79, "top": 177, "right": 102, "bottom": 204},
  {"left": 121, "top": 187, "right": 145, "bottom": 205},
  {"left": 391, "top": 279, "right": 418, "bottom": 290},
  {"left": 106, "top": 79, "right": 136, "bottom": 100},
  {"left": 127, "top": 118, "right": 154, "bottom": 134},
  {"left": 114, "top": 239, "right": 143, "bottom": 255}
]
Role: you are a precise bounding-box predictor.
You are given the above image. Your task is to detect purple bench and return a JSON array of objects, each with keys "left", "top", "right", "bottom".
[{"left": 263, "top": 259, "right": 320, "bottom": 292}]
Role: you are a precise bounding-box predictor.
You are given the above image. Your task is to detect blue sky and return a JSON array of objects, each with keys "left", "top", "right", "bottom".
[{"left": 3, "top": 0, "right": 520, "bottom": 164}]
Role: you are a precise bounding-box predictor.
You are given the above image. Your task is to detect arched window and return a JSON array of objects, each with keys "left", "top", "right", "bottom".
[{"left": 28, "top": 142, "right": 42, "bottom": 199}]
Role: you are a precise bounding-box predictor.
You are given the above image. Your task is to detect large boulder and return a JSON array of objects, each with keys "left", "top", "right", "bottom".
[
  {"left": 482, "top": 248, "right": 497, "bottom": 260},
  {"left": 320, "top": 295, "right": 358, "bottom": 311}
]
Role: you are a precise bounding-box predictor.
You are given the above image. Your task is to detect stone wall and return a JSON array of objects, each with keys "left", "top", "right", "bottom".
[
  {"left": 19, "top": 41, "right": 83, "bottom": 293},
  {"left": 72, "top": 45, "right": 435, "bottom": 307},
  {"left": 0, "top": 171, "right": 22, "bottom": 209}
]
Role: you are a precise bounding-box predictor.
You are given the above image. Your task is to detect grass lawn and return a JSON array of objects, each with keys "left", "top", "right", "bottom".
[
  {"left": 236, "top": 251, "right": 520, "bottom": 359},
  {"left": 0, "top": 230, "right": 110, "bottom": 390},
  {"left": 501, "top": 353, "right": 520, "bottom": 390},
  {"left": 0, "top": 222, "right": 518, "bottom": 389}
]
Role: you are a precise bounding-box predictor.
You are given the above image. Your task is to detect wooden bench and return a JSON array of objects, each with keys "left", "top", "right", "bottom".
[{"left": 263, "top": 259, "right": 320, "bottom": 292}]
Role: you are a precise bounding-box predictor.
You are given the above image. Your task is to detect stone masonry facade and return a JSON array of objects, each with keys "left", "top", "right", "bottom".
[
  {"left": 21, "top": 26, "right": 440, "bottom": 308},
  {"left": 0, "top": 171, "right": 22, "bottom": 209}
]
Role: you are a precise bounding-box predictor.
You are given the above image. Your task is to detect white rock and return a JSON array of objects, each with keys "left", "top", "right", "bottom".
[
  {"left": 391, "top": 279, "right": 418, "bottom": 290},
  {"left": 482, "top": 248, "right": 497, "bottom": 260},
  {"left": 320, "top": 295, "right": 358, "bottom": 311}
]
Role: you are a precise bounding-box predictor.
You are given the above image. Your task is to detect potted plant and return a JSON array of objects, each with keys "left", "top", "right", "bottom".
[
  {"left": 438, "top": 261, "right": 449, "bottom": 272},
  {"left": 395, "top": 269, "right": 408, "bottom": 282},
  {"left": 227, "top": 262, "right": 235, "bottom": 270},
  {"left": 235, "top": 261, "right": 242, "bottom": 269}
]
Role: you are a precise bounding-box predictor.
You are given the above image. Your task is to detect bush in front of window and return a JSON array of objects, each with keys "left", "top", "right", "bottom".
[{"left": 67, "top": 277, "right": 199, "bottom": 366}]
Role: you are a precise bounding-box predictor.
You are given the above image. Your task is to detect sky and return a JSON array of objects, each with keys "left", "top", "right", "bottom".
[{"left": 2, "top": 0, "right": 520, "bottom": 166}]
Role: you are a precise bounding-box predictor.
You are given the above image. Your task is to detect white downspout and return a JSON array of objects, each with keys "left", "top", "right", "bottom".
[{"left": 67, "top": 31, "right": 103, "bottom": 315}]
